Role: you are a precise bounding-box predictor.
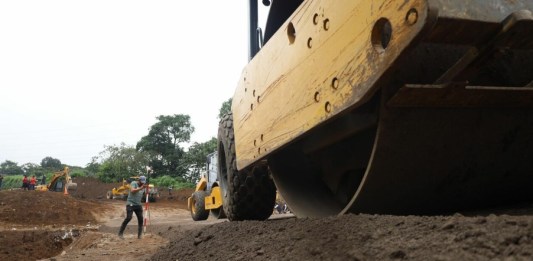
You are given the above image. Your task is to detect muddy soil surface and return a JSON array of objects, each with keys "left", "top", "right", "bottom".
[
  {"left": 0, "top": 178, "right": 196, "bottom": 261},
  {"left": 154, "top": 208, "right": 533, "bottom": 261},
  {"left": 1, "top": 177, "right": 533, "bottom": 261}
]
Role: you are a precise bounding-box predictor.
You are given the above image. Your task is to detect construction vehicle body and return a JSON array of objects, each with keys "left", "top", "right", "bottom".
[
  {"left": 106, "top": 177, "right": 159, "bottom": 202},
  {"left": 35, "top": 167, "right": 77, "bottom": 193},
  {"left": 142, "top": 184, "right": 159, "bottom": 202},
  {"left": 188, "top": 151, "right": 226, "bottom": 221},
  {"left": 217, "top": 0, "right": 533, "bottom": 220},
  {"left": 106, "top": 179, "right": 130, "bottom": 200}
]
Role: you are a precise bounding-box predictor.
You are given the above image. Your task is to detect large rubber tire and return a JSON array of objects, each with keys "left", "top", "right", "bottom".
[
  {"left": 217, "top": 113, "right": 276, "bottom": 221},
  {"left": 190, "top": 191, "right": 209, "bottom": 221},
  {"left": 106, "top": 191, "right": 113, "bottom": 200}
]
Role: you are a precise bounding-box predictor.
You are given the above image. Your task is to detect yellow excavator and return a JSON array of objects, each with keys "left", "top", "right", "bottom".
[
  {"left": 35, "top": 167, "right": 77, "bottom": 194},
  {"left": 217, "top": 0, "right": 533, "bottom": 221}
]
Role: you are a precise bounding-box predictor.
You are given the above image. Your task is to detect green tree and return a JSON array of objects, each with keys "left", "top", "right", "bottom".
[
  {"left": 183, "top": 137, "right": 217, "bottom": 183},
  {"left": 68, "top": 166, "right": 90, "bottom": 177},
  {"left": 40, "top": 156, "right": 62, "bottom": 171},
  {"left": 218, "top": 98, "right": 232, "bottom": 119},
  {"left": 21, "top": 163, "right": 44, "bottom": 177},
  {"left": 136, "top": 114, "right": 194, "bottom": 178},
  {"left": 0, "top": 160, "right": 23, "bottom": 175},
  {"left": 151, "top": 175, "right": 194, "bottom": 190},
  {"left": 85, "top": 156, "right": 101, "bottom": 176},
  {"left": 95, "top": 143, "right": 151, "bottom": 182}
]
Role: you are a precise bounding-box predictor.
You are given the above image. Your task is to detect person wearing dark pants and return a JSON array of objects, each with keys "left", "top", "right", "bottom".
[{"left": 118, "top": 175, "right": 147, "bottom": 239}]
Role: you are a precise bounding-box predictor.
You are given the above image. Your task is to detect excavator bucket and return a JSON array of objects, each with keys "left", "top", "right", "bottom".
[
  {"left": 232, "top": 0, "right": 533, "bottom": 217},
  {"left": 67, "top": 183, "right": 78, "bottom": 192}
]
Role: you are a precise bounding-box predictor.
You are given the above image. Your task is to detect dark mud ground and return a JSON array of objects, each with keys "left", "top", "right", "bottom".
[
  {"left": 153, "top": 204, "right": 533, "bottom": 261},
  {"left": 1, "top": 177, "right": 533, "bottom": 260}
]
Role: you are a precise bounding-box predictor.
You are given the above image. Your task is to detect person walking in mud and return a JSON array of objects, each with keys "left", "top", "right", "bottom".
[
  {"left": 0, "top": 174, "right": 3, "bottom": 190},
  {"left": 118, "top": 175, "right": 147, "bottom": 239}
]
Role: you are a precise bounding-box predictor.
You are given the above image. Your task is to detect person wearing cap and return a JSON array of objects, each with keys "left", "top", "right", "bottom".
[{"left": 118, "top": 175, "right": 147, "bottom": 239}]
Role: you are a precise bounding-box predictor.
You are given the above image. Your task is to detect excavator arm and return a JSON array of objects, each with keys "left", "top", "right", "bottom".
[{"left": 46, "top": 167, "right": 77, "bottom": 193}]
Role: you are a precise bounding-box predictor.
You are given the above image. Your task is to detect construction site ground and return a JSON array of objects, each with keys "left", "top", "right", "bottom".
[{"left": 1, "top": 177, "right": 533, "bottom": 261}]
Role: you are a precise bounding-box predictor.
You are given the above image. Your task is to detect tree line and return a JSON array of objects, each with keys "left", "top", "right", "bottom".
[{"left": 0, "top": 98, "right": 232, "bottom": 187}]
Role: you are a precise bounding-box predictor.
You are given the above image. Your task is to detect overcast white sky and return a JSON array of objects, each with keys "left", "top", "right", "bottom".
[{"left": 0, "top": 1, "right": 269, "bottom": 167}]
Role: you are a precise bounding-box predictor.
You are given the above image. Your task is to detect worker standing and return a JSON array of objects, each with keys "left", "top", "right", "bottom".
[
  {"left": 22, "top": 175, "right": 29, "bottom": 191},
  {"left": 30, "top": 175, "right": 37, "bottom": 190},
  {"left": 0, "top": 174, "right": 3, "bottom": 190},
  {"left": 118, "top": 176, "right": 147, "bottom": 239},
  {"left": 41, "top": 174, "right": 46, "bottom": 185}
]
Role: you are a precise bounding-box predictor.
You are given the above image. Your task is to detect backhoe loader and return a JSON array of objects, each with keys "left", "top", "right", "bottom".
[
  {"left": 35, "top": 167, "right": 77, "bottom": 194},
  {"left": 217, "top": 0, "right": 533, "bottom": 220}
]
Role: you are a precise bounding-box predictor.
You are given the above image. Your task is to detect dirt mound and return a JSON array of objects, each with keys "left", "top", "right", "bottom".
[
  {"left": 0, "top": 176, "right": 196, "bottom": 261},
  {"left": 157, "top": 187, "right": 194, "bottom": 209},
  {"left": 152, "top": 211, "right": 533, "bottom": 261},
  {"left": 0, "top": 230, "right": 78, "bottom": 260},
  {"left": 0, "top": 190, "right": 101, "bottom": 226},
  {"left": 4, "top": 176, "right": 533, "bottom": 261},
  {"left": 0, "top": 190, "right": 109, "bottom": 261},
  {"left": 72, "top": 177, "right": 122, "bottom": 200}
]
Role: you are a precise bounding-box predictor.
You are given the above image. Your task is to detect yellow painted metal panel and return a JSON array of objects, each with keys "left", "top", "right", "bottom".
[
  {"left": 195, "top": 176, "right": 207, "bottom": 192},
  {"left": 232, "top": 0, "right": 433, "bottom": 170},
  {"left": 205, "top": 186, "right": 223, "bottom": 210}
]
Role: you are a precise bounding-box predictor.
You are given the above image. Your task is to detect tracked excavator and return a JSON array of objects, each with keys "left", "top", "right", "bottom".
[
  {"left": 36, "top": 167, "right": 77, "bottom": 194},
  {"left": 217, "top": 0, "right": 533, "bottom": 220}
]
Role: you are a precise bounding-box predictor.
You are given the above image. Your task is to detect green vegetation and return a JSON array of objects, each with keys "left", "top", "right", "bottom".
[
  {"left": 150, "top": 175, "right": 194, "bottom": 190},
  {"left": 1, "top": 175, "right": 23, "bottom": 189},
  {"left": 182, "top": 137, "right": 217, "bottom": 183},
  {"left": 136, "top": 114, "right": 194, "bottom": 178},
  {"left": 40, "top": 157, "right": 62, "bottom": 171},
  {"left": 92, "top": 143, "right": 151, "bottom": 183},
  {"left": 69, "top": 167, "right": 90, "bottom": 178},
  {"left": 0, "top": 160, "right": 23, "bottom": 175},
  {"left": 0, "top": 173, "right": 54, "bottom": 190},
  {"left": 218, "top": 98, "right": 232, "bottom": 119},
  {"left": 0, "top": 98, "right": 231, "bottom": 188}
]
